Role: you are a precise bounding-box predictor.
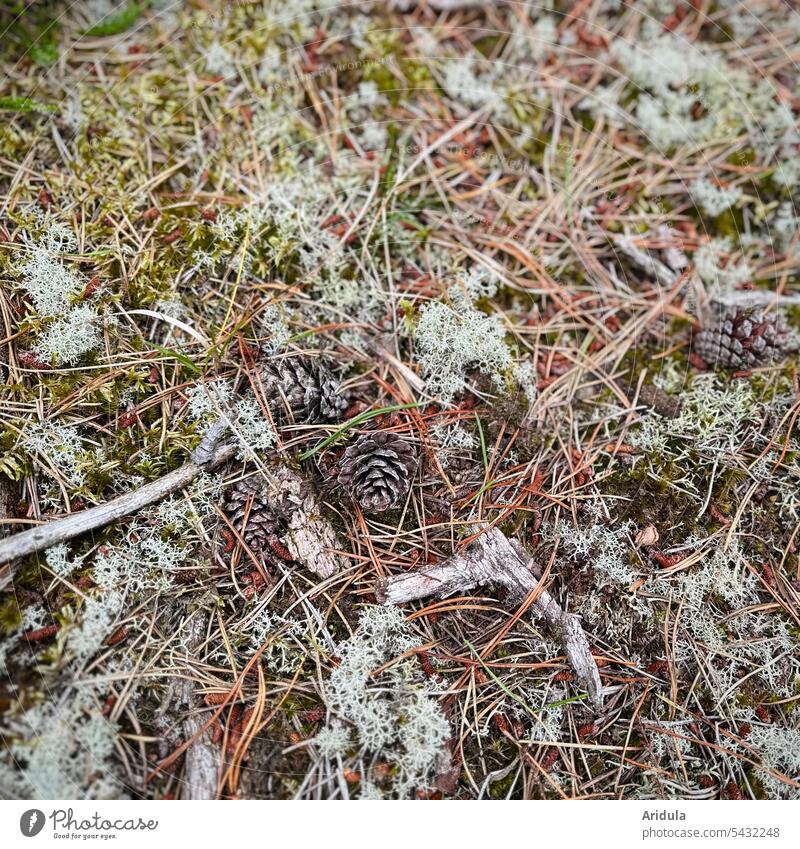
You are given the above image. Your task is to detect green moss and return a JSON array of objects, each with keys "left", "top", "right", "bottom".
[
  {"left": 0, "top": 95, "right": 57, "bottom": 114},
  {"left": 0, "top": 2, "right": 61, "bottom": 67},
  {"left": 84, "top": 2, "right": 147, "bottom": 38},
  {"left": 0, "top": 598, "right": 22, "bottom": 633},
  {"left": 601, "top": 460, "right": 701, "bottom": 543}
]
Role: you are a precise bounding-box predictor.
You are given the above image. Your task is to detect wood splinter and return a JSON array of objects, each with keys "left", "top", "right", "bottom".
[{"left": 375, "top": 527, "right": 605, "bottom": 711}]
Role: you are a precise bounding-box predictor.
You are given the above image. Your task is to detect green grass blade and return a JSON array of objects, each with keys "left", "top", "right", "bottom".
[
  {"left": 149, "top": 344, "right": 201, "bottom": 374},
  {"left": 299, "top": 403, "right": 422, "bottom": 460},
  {"left": 475, "top": 413, "right": 489, "bottom": 474},
  {"left": 0, "top": 96, "right": 57, "bottom": 114},
  {"left": 465, "top": 639, "right": 588, "bottom": 717}
]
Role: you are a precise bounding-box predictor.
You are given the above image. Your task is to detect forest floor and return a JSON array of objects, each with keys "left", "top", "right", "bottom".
[{"left": 1, "top": 0, "right": 799, "bottom": 800}]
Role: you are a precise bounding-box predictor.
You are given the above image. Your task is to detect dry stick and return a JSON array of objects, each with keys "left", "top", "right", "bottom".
[
  {"left": 614, "top": 234, "right": 800, "bottom": 309},
  {"left": 0, "top": 412, "right": 237, "bottom": 590},
  {"left": 175, "top": 609, "right": 221, "bottom": 800},
  {"left": 148, "top": 633, "right": 276, "bottom": 787},
  {"left": 0, "top": 439, "right": 236, "bottom": 590},
  {"left": 613, "top": 234, "right": 679, "bottom": 288},
  {"left": 0, "top": 416, "right": 348, "bottom": 585},
  {"left": 271, "top": 464, "right": 349, "bottom": 579},
  {"left": 375, "top": 527, "right": 604, "bottom": 711}
]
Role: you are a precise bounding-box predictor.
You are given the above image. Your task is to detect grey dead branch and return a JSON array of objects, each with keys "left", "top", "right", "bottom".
[
  {"left": 614, "top": 232, "right": 800, "bottom": 311},
  {"left": 613, "top": 233, "right": 682, "bottom": 289},
  {"left": 375, "top": 526, "right": 605, "bottom": 711},
  {"left": 0, "top": 442, "right": 236, "bottom": 590},
  {"left": 155, "top": 605, "right": 221, "bottom": 800},
  {"left": 0, "top": 420, "right": 347, "bottom": 587}
]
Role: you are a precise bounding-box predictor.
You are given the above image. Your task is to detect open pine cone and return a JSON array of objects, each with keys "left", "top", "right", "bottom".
[
  {"left": 258, "top": 356, "right": 347, "bottom": 424},
  {"left": 694, "top": 306, "right": 797, "bottom": 369},
  {"left": 338, "top": 431, "right": 417, "bottom": 512},
  {"left": 225, "top": 477, "right": 280, "bottom": 550}
]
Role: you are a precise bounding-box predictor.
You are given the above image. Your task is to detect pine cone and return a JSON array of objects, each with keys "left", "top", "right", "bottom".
[
  {"left": 225, "top": 477, "right": 279, "bottom": 550},
  {"left": 338, "top": 432, "right": 417, "bottom": 512},
  {"left": 258, "top": 356, "right": 347, "bottom": 424},
  {"left": 694, "top": 306, "right": 796, "bottom": 369}
]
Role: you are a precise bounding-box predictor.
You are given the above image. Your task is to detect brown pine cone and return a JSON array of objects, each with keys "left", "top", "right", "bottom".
[
  {"left": 338, "top": 431, "right": 418, "bottom": 512},
  {"left": 694, "top": 306, "right": 797, "bottom": 369},
  {"left": 258, "top": 356, "right": 347, "bottom": 424},
  {"left": 225, "top": 477, "right": 279, "bottom": 550}
]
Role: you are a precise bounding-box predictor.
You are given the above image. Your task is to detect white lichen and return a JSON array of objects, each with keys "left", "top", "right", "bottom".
[
  {"left": 22, "top": 420, "right": 92, "bottom": 488},
  {"left": 414, "top": 297, "right": 512, "bottom": 402},
  {"left": 690, "top": 178, "right": 742, "bottom": 217},
  {"left": 35, "top": 303, "right": 102, "bottom": 365},
  {"left": 317, "top": 605, "right": 450, "bottom": 798}
]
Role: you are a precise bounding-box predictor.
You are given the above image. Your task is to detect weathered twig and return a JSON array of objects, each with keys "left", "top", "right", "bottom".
[
  {"left": 153, "top": 603, "right": 221, "bottom": 799},
  {"left": 613, "top": 234, "right": 679, "bottom": 288},
  {"left": 713, "top": 291, "right": 800, "bottom": 308},
  {"left": 375, "top": 527, "right": 604, "bottom": 710},
  {"left": 0, "top": 412, "right": 348, "bottom": 585},
  {"left": 178, "top": 610, "right": 222, "bottom": 799},
  {"left": 0, "top": 442, "right": 238, "bottom": 589},
  {"left": 189, "top": 416, "right": 231, "bottom": 466},
  {"left": 615, "top": 234, "right": 800, "bottom": 311}
]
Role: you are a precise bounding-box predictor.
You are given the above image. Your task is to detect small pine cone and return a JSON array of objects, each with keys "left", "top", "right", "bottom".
[
  {"left": 338, "top": 432, "right": 417, "bottom": 512},
  {"left": 443, "top": 453, "right": 479, "bottom": 486},
  {"left": 694, "top": 306, "right": 797, "bottom": 369},
  {"left": 258, "top": 356, "right": 347, "bottom": 424},
  {"left": 225, "top": 477, "right": 279, "bottom": 550}
]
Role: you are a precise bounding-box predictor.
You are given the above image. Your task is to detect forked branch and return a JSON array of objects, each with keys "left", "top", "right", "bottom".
[{"left": 376, "top": 527, "right": 604, "bottom": 710}]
